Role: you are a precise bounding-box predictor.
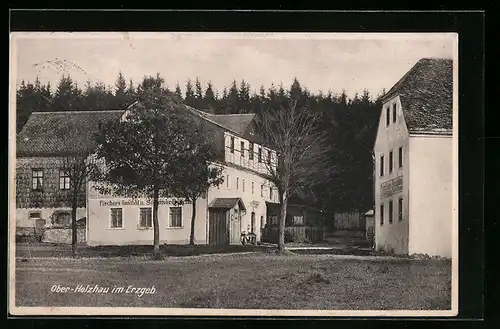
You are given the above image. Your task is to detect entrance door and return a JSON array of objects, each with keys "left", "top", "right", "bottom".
[
  {"left": 251, "top": 212, "right": 256, "bottom": 233},
  {"left": 229, "top": 210, "right": 241, "bottom": 244},
  {"left": 209, "top": 209, "right": 229, "bottom": 245}
]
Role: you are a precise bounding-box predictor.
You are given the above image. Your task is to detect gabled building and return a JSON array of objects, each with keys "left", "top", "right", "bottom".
[
  {"left": 15, "top": 110, "right": 125, "bottom": 232},
  {"left": 373, "top": 58, "right": 454, "bottom": 257},
  {"left": 85, "top": 105, "right": 280, "bottom": 246}
]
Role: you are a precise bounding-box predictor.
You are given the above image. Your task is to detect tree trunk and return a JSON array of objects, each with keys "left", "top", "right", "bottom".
[
  {"left": 152, "top": 185, "right": 160, "bottom": 255},
  {"left": 278, "top": 190, "right": 288, "bottom": 251},
  {"left": 71, "top": 196, "right": 78, "bottom": 258},
  {"left": 189, "top": 198, "right": 197, "bottom": 245}
]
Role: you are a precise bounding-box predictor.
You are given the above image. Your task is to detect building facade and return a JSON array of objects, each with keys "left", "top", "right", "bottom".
[
  {"left": 85, "top": 107, "right": 280, "bottom": 246},
  {"left": 373, "top": 58, "right": 454, "bottom": 257},
  {"left": 15, "top": 110, "right": 125, "bottom": 236}
]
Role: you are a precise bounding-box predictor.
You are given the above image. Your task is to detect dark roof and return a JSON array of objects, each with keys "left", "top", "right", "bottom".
[
  {"left": 17, "top": 110, "right": 125, "bottom": 156},
  {"left": 382, "top": 58, "right": 453, "bottom": 134},
  {"left": 187, "top": 108, "right": 256, "bottom": 136},
  {"left": 209, "top": 198, "right": 246, "bottom": 211},
  {"left": 206, "top": 113, "right": 256, "bottom": 136}
]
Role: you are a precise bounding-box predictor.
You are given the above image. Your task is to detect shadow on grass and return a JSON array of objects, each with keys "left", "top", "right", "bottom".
[{"left": 16, "top": 243, "right": 270, "bottom": 259}]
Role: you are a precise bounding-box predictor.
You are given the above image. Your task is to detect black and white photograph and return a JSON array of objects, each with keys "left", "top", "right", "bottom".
[{"left": 9, "top": 32, "right": 458, "bottom": 317}]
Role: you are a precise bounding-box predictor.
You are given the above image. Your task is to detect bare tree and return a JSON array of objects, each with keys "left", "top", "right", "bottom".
[
  {"left": 58, "top": 126, "right": 99, "bottom": 258},
  {"left": 257, "top": 99, "right": 332, "bottom": 251}
]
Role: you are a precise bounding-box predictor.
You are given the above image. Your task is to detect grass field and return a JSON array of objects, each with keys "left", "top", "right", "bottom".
[{"left": 14, "top": 253, "right": 452, "bottom": 310}]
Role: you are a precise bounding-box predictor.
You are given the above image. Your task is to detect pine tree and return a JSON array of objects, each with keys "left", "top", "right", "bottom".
[
  {"left": 217, "top": 87, "right": 228, "bottom": 114},
  {"left": 238, "top": 79, "right": 251, "bottom": 113},
  {"left": 115, "top": 72, "right": 128, "bottom": 108},
  {"left": 194, "top": 77, "right": 204, "bottom": 109},
  {"left": 289, "top": 77, "right": 302, "bottom": 102},
  {"left": 53, "top": 75, "right": 76, "bottom": 110},
  {"left": 125, "top": 79, "right": 136, "bottom": 106},
  {"left": 204, "top": 81, "right": 217, "bottom": 114},
  {"left": 185, "top": 79, "right": 195, "bottom": 107},
  {"left": 16, "top": 80, "right": 37, "bottom": 131},
  {"left": 226, "top": 80, "right": 239, "bottom": 114},
  {"left": 39, "top": 81, "right": 53, "bottom": 112},
  {"left": 72, "top": 82, "right": 84, "bottom": 109},
  {"left": 174, "top": 82, "right": 183, "bottom": 100},
  {"left": 339, "top": 89, "right": 348, "bottom": 106}
]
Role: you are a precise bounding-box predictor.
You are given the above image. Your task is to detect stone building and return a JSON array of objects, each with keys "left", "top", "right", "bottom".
[{"left": 15, "top": 110, "right": 125, "bottom": 238}]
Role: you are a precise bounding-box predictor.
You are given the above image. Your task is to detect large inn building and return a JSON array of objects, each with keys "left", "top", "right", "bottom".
[
  {"left": 373, "top": 58, "right": 455, "bottom": 257},
  {"left": 16, "top": 104, "right": 282, "bottom": 246}
]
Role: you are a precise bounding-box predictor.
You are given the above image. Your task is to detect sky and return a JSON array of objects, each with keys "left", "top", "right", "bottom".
[{"left": 11, "top": 32, "right": 457, "bottom": 99}]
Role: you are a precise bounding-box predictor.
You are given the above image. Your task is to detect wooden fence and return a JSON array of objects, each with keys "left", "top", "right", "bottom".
[
  {"left": 333, "top": 211, "right": 366, "bottom": 230},
  {"left": 262, "top": 226, "right": 324, "bottom": 244}
]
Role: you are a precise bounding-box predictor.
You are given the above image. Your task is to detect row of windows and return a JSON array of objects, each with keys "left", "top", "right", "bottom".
[
  {"left": 380, "top": 197, "right": 403, "bottom": 225},
  {"left": 229, "top": 136, "right": 271, "bottom": 164},
  {"left": 221, "top": 174, "right": 275, "bottom": 200},
  {"left": 30, "top": 169, "right": 71, "bottom": 191},
  {"left": 110, "top": 207, "right": 182, "bottom": 229},
  {"left": 386, "top": 103, "right": 397, "bottom": 126},
  {"left": 379, "top": 147, "right": 403, "bottom": 176}
]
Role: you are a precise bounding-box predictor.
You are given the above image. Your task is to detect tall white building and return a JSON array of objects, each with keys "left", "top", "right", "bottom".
[{"left": 373, "top": 58, "right": 454, "bottom": 257}]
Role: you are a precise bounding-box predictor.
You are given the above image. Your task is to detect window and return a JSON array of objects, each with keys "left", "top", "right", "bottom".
[
  {"left": 251, "top": 182, "right": 255, "bottom": 194},
  {"left": 242, "top": 179, "right": 245, "bottom": 192},
  {"left": 398, "top": 146, "right": 403, "bottom": 168},
  {"left": 59, "top": 169, "right": 70, "bottom": 190},
  {"left": 236, "top": 177, "right": 239, "bottom": 190},
  {"left": 169, "top": 207, "right": 182, "bottom": 227},
  {"left": 380, "top": 204, "right": 384, "bottom": 225},
  {"left": 389, "top": 200, "right": 393, "bottom": 224},
  {"left": 29, "top": 212, "right": 41, "bottom": 220},
  {"left": 293, "top": 216, "right": 304, "bottom": 225},
  {"left": 139, "top": 208, "right": 152, "bottom": 228},
  {"left": 251, "top": 212, "right": 255, "bottom": 233},
  {"left": 32, "top": 169, "right": 43, "bottom": 190},
  {"left": 386, "top": 107, "right": 390, "bottom": 126},
  {"left": 398, "top": 198, "right": 403, "bottom": 221},
  {"left": 52, "top": 211, "right": 70, "bottom": 227},
  {"left": 261, "top": 184, "right": 264, "bottom": 197},
  {"left": 389, "top": 151, "right": 393, "bottom": 173},
  {"left": 258, "top": 148, "right": 262, "bottom": 163},
  {"left": 249, "top": 142, "right": 254, "bottom": 160},
  {"left": 268, "top": 215, "right": 278, "bottom": 226},
  {"left": 240, "top": 141, "right": 245, "bottom": 157},
  {"left": 379, "top": 155, "right": 384, "bottom": 177},
  {"left": 392, "top": 103, "right": 397, "bottom": 123},
  {"left": 226, "top": 175, "right": 230, "bottom": 188},
  {"left": 269, "top": 187, "right": 273, "bottom": 200},
  {"left": 110, "top": 208, "right": 123, "bottom": 228},
  {"left": 230, "top": 136, "right": 235, "bottom": 153}
]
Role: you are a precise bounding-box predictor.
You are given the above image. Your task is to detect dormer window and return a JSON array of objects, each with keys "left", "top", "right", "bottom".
[
  {"left": 258, "top": 148, "right": 262, "bottom": 163},
  {"left": 240, "top": 141, "right": 245, "bottom": 157}
]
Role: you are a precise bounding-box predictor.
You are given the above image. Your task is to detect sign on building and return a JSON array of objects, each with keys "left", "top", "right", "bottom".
[{"left": 381, "top": 176, "right": 403, "bottom": 198}]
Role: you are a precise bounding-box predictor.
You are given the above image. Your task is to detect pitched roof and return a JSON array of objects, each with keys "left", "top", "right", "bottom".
[
  {"left": 382, "top": 58, "right": 453, "bottom": 134},
  {"left": 187, "top": 108, "right": 256, "bottom": 136},
  {"left": 209, "top": 197, "right": 246, "bottom": 211},
  {"left": 16, "top": 110, "right": 125, "bottom": 156}
]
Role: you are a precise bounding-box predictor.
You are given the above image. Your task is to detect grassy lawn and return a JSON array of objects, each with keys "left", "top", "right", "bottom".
[
  {"left": 15, "top": 243, "right": 269, "bottom": 258},
  {"left": 15, "top": 253, "right": 451, "bottom": 310}
]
